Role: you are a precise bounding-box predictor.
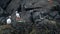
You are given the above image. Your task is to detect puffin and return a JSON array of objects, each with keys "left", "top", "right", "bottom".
[
  {"left": 15, "top": 11, "right": 20, "bottom": 21},
  {"left": 7, "top": 16, "right": 11, "bottom": 24}
]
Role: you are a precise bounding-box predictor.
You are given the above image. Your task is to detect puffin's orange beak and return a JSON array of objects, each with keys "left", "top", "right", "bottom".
[{"left": 16, "top": 17, "right": 20, "bottom": 21}]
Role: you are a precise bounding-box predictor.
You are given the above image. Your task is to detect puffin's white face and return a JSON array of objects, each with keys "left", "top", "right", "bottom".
[
  {"left": 16, "top": 11, "right": 18, "bottom": 13},
  {"left": 9, "top": 16, "right": 11, "bottom": 18}
]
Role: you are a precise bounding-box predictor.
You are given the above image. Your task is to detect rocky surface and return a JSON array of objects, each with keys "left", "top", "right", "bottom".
[
  {"left": 0, "top": 0, "right": 60, "bottom": 34},
  {"left": 6, "top": 0, "right": 21, "bottom": 14},
  {"left": 0, "top": 0, "right": 12, "bottom": 10}
]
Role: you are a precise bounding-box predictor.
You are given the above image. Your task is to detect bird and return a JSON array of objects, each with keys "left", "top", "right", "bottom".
[
  {"left": 15, "top": 11, "right": 20, "bottom": 21},
  {"left": 6, "top": 16, "right": 11, "bottom": 24}
]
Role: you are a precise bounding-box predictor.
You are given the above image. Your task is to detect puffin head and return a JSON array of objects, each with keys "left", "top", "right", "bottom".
[
  {"left": 16, "top": 11, "right": 18, "bottom": 13},
  {"left": 9, "top": 16, "right": 11, "bottom": 18}
]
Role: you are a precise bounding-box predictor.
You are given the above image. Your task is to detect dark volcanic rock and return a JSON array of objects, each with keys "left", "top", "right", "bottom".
[
  {"left": 21, "top": 0, "right": 58, "bottom": 9},
  {"left": 6, "top": 0, "right": 21, "bottom": 14},
  {"left": 0, "top": 7, "right": 6, "bottom": 25},
  {"left": 0, "top": 0, "right": 12, "bottom": 10},
  {"left": 0, "top": 7, "right": 4, "bottom": 16},
  {"left": 22, "top": 0, "right": 49, "bottom": 8},
  {"left": 0, "top": 0, "right": 60, "bottom": 34}
]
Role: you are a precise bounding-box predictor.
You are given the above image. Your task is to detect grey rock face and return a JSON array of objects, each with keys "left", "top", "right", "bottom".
[
  {"left": 0, "top": 7, "right": 4, "bottom": 16},
  {"left": 0, "top": 0, "right": 60, "bottom": 34},
  {"left": 6, "top": 0, "right": 21, "bottom": 14},
  {"left": 22, "top": 0, "right": 49, "bottom": 8},
  {"left": 0, "top": 7, "right": 7, "bottom": 25},
  {"left": 0, "top": 0, "right": 12, "bottom": 10}
]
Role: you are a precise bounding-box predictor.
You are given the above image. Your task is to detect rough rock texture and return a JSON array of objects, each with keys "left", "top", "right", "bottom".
[
  {"left": 6, "top": 0, "right": 21, "bottom": 14},
  {"left": 0, "top": 7, "right": 6, "bottom": 25},
  {"left": 0, "top": 0, "right": 12, "bottom": 10},
  {"left": 0, "top": 0, "right": 60, "bottom": 34},
  {"left": 22, "top": 0, "right": 49, "bottom": 8},
  {"left": 0, "top": 7, "right": 4, "bottom": 16}
]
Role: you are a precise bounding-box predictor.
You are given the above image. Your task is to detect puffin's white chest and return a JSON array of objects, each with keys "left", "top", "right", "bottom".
[
  {"left": 7, "top": 18, "right": 11, "bottom": 24},
  {"left": 16, "top": 13, "right": 20, "bottom": 17}
]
